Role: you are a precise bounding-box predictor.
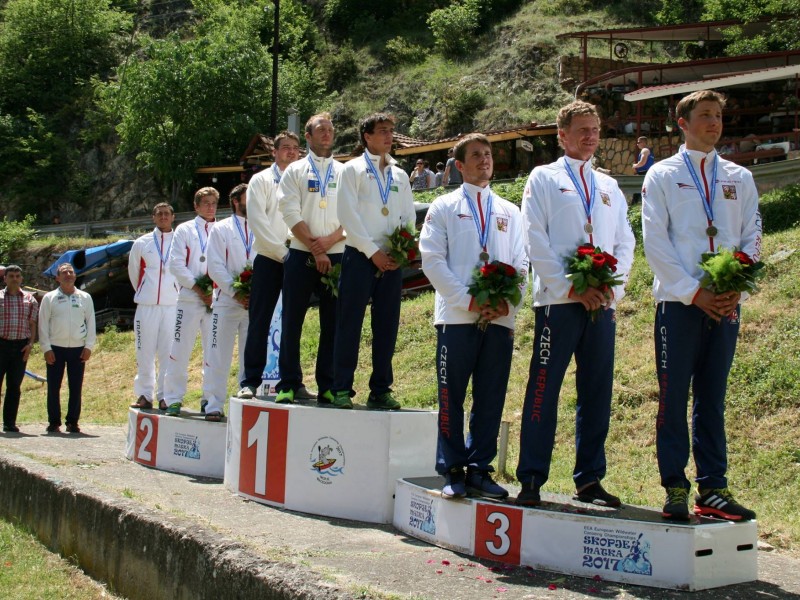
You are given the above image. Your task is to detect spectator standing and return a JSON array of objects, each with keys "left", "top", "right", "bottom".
[
  {"left": 632, "top": 136, "right": 655, "bottom": 175},
  {"left": 237, "top": 132, "right": 301, "bottom": 400},
  {"left": 275, "top": 113, "right": 345, "bottom": 405},
  {"left": 419, "top": 134, "right": 528, "bottom": 500},
  {"left": 162, "top": 187, "right": 218, "bottom": 416},
  {"left": 331, "top": 113, "right": 416, "bottom": 410},
  {"left": 203, "top": 184, "right": 252, "bottom": 421},
  {"left": 642, "top": 90, "right": 760, "bottom": 522},
  {"left": 434, "top": 162, "right": 445, "bottom": 187},
  {"left": 410, "top": 158, "right": 434, "bottom": 190},
  {"left": 442, "top": 147, "right": 463, "bottom": 186},
  {"left": 515, "top": 100, "right": 635, "bottom": 508},
  {"left": 129, "top": 203, "right": 179, "bottom": 410},
  {"left": 39, "top": 263, "right": 95, "bottom": 434},
  {"left": 1, "top": 265, "right": 38, "bottom": 433}
]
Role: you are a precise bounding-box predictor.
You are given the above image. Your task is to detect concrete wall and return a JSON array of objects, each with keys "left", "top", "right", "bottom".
[{"left": 597, "top": 134, "right": 678, "bottom": 175}]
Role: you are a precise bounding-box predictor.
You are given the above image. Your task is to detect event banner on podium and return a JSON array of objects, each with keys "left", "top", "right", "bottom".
[
  {"left": 225, "top": 397, "right": 438, "bottom": 523},
  {"left": 126, "top": 409, "right": 226, "bottom": 479}
]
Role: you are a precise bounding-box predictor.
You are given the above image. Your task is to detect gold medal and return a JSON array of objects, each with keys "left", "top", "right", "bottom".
[
  {"left": 382, "top": 206, "right": 389, "bottom": 216},
  {"left": 706, "top": 226, "right": 718, "bottom": 237},
  {"left": 584, "top": 223, "right": 593, "bottom": 234},
  {"left": 319, "top": 200, "right": 327, "bottom": 209}
]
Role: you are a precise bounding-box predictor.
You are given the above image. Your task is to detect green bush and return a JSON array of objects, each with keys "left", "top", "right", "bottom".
[
  {"left": 760, "top": 184, "right": 800, "bottom": 234},
  {"left": 428, "top": 1, "right": 480, "bottom": 57},
  {"left": 445, "top": 87, "right": 487, "bottom": 134},
  {"left": 317, "top": 43, "right": 360, "bottom": 92},
  {"left": 383, "top": 37, "right": 427, "bottom": 67},
  {"left": 0, "top": 214, "right": 35, "bottom": 262}
]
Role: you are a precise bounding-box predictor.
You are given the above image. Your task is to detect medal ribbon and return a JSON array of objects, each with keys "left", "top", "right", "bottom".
[
  {"left": 308, "top": 155, "right": 334, "bottom": 198},
  {"left": 271, "top": 163, "right": 282, "bottom": 184},
  {"left": 462, "top": 186, "right": 494, "bottom": 261},
  {"left": 562, "top": 157, "right": 596, "bottom": 242},
  {"left": 363, "top": 154, "right": 393, "bottom": 211},
  {"left": 681, "top": 150, "right": 718, "bottom": 252},
  {"left": 153, "top": 230, "right": 172, "bottom": 266},
  {"left": 233, "top": 215, "right": 254, "bottom": 260},
  {"left": 194, "top": 219, "right": 209, "bottom": 256}
]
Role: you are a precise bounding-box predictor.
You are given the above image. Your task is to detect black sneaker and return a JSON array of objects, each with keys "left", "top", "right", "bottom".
[
  {"left": 46, "top": 424, "right": 61, "bottom": 433},
  {"left": 466, "top": 469, "right": 509, "bottom": 499},
  {"left": 65, "top": 423, "right": 81, "bottom": 434},
  {"left": 662, "top": 487, "right": 690, "bottom": 520},
  {"left": 694, "top": 488, "right": 756, "bottom": 521},
  {"left": 442, "top": 468, "right": 466, "bottom": 499},
  {"left": 3, "top": 424, "right": 20, "bottom": 433},
  {"left": 574, "top": 481, "right": 621, "bottom": 507},
  {"left": 516, "top": 481, "right": 541, "bottom": 506}
]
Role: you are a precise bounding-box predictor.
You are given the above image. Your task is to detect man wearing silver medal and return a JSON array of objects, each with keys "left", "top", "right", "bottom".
[
  {"left": 162, "top": 187, "right": 218, "bottom": 416},
  {"left": 419, "top": 133, "right": 527, "bottom": 499},
  {"left": 237, "top": 131, "right": 301, "bottom": 400},
  {"left": 642, "top": 90, "right": 760, "bottom": 522},
  {"left": 331, "top": 113, "right": 416, "bottom": 410},
  {"left": 129, "top": 203, "right": 179, "bottom": 410},
  {"left": 275, "top": 113, "right": 345, "bottom": 405},
  {"left": 516, "top": 100, "right": 635, "bottom": 508}
]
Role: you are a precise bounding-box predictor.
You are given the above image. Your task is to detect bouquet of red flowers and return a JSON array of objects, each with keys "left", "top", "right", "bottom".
[
  {"left": 385, "top": 224, "right": 419, "bottom": 269},
  {"left": 467, "top": 260, "right": 524, "bottom": 330},
  {"left": 698, "top": 248, "right": 764, "bottom": 293},
  {"left": 195, "top": 274, "right": 214, "bottom": 312},
  {"left": 565, "top": 243, "right": 624, "bottom": 321},
  {"left": 320, "top": 263, "right": 342, "bottom": 298},
  {"left": 233, "top": 265, "right": 254, "bottom": 299}
]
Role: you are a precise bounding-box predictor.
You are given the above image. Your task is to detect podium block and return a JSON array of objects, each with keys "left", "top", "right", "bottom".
[
  {"left": 225, "top": 397, "right": 437, "bottom": 523},
  {"left": 125, "top": 408, "right": 226, "bottom": 479},
  {"left": 394, "top": 477, "right": 758, "bottom": 591}
]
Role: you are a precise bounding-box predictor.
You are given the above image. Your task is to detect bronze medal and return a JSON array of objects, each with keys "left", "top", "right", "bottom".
[
  {"left": 319, "top": 200, "right": 327, "bottom": 209},
  {"left": 584, "top": 223, "right": 593, "bottom": 234},
  {"left": 382, "top": 206, "right": 390, "bottom": 216},
  {"left": 199, "top": 256, "right": 206, "bottom": 262},
  {"left": 479, "top": 251, "right": 490, "bottom": 262},
  {"left": 706, "top": 226, "right": 718, "bottom": 237}
]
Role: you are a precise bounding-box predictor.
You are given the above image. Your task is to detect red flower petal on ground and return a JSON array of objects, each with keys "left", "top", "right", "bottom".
[
  {"left": 548, "top": 583, "right": 557, "bottom": 590},
  {"left": 441, "top": 560, "right": 450, "bottom": 565},
  {"left": 436, "top": 569, "right": 443, "bottom": 574}
]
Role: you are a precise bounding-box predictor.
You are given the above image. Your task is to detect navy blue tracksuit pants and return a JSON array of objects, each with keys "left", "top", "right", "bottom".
[
  {"left": 277, "top": 249, "right": 341, "bottom": 395},
  {"left": 241, "top": 254, "right": 283, "bottom": 390},
  {"left": 46, "top": 345, "right": 86, "bottom": 427},
  {"left": 655, "top": 302, "right": 739, "bottom": 490},
  {"left": 435, "top": 323, "right": 514, "bottom": 475},
  {"left": 332, "top": 246, "right": 401, "bottom": 397},
  {"left": 516, "top": 303, "right": 616, "bottom": 489}
]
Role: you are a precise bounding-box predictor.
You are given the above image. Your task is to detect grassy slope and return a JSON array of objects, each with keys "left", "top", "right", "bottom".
[{"left": 13, "top": 185, "right": 800, "bottom": 554}]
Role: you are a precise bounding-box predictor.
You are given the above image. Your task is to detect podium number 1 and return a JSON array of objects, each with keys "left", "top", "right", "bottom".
[
  {"left": 474, "top": 504, "right": 522, "bottom": 564},
  {"left": 239, "top": 405, "right": 288, "bottom": 503}
]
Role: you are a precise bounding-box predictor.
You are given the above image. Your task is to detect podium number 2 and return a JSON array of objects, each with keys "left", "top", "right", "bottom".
[
  {"left": 239, "top": 405, "right": 288, "bottom": 503},
  {"left": 474, "top": 504, "right": 522, "bottom": 564},
  {"left": 135, "top": 414, "right": 158, "bottom": 467}
]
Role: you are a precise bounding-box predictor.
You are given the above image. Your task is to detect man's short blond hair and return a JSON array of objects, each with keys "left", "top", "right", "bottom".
[
  {"left": 305, "top": 112, "right": 333, "bottom": 134},
  {"left": 676, "top": 90, "right": 726, "bottom": 122},
  {"left": 194, "top": 187, "right": 219, "bottom": 205},
  {"left": 556, "top": 100, "right": 600, "bottom": 130}
]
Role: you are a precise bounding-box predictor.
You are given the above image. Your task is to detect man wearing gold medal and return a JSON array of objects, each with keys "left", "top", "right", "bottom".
[
  {"left": 275, "top": 113, "right": 345, "bottom": 405},
  {"left": 331, "top": 113, "right": 416, "bottom": 410},
  {"left": 642, "top": 90, "right": 761, "bottom": 522}
]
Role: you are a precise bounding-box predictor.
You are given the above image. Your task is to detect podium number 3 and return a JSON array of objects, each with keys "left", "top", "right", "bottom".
[
  {"left": 474, "top": 504, "right": 522, "bottom": 564},
  {"left": 246, "top": 411, "right": 270, "bottom": 496},
  {"left": 485, "top": 511, "right": 511, "bottom": 555}
]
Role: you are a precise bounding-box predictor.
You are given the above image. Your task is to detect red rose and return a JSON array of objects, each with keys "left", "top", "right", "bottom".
[
  {"left": 407, "top": 249, "right": 417, "bottom": 260},
  {"left": 592, "top": 254, "right": 606, "bottom": 269},
  {"left": 577, "top": 244, "right": 595, "bottom": 257},
  {"left": 734, "top": 251, "right": 754, "bottom": 265},
  {"left": 602, "top": 251, "right": 618, "bottom": 272},
  {"left": 504, "top": 264, "right": 516, "bottom": 277},
  {"left": 480, "top": 264, "right": 498, "bottom": 276},
  {"left": 239, "top": 270, "right": 252, "bottom": 283},
  {"left": 400, "top": 230, "right": 412, "bottom": 239}
]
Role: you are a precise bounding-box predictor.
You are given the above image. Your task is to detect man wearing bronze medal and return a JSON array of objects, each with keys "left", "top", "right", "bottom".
[
  {"left": 516, "top": 101, "right": 635, "bottom": 508},
  {"left": 331, "top": 113, "right": 416, "bottom": 410},
  {"left": 419, "top": 133, "right": 528, "bottom": 499},
  {"left": 163, "top": 187, "right": 218, "bottom": 415},
  {"left": 275, "top": 113, "right": 345, "bottom": 405},
  {"left": 237, "top": 131, "right": 301, "bottom": 400},
  {"left": 642, "top": 90, "right": 761, "bottom": 522}
]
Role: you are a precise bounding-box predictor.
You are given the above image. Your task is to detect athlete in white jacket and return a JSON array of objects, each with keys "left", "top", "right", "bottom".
[
  {"left": 516, "top": 101, "right": 635, "bottom": 509},
  {"left": 202, "top": 184, "right": 253, "bottom": 421},
  {"left": 128, "top": 203, "right": 179, "bottom": 410},
  {"left": 420, "top": 133, "right": 528, "bottom": 500},
  {"left": 162, "top": 187, "right": 218, "bottom": 415},
  {"left": 642, "top": 90, "right": 760, "bottom": 522}
]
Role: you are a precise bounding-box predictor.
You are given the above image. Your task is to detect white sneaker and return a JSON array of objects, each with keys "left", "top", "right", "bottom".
[{"left": 237, "top": 386, "right": 256, "bottom": 399}]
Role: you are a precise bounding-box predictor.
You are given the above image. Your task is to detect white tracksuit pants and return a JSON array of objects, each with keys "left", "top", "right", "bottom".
[
  {"left": 202, "top": 302, "right": 248, "bottom": 415},
  {"left": 133, "top": 304, "right": 177, "bottom": 402},
  {"left": 162, "top": 298, "right": 212, "bottom": 404}
]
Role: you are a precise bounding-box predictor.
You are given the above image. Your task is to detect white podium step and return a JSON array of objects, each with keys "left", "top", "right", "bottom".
[
  {"left": 126, "top": 407, "right": 226, "bottom": 479},
  {"left": 225, "top": 397, "right": 438, "bottom": 523},
  {"left": 393, "top": 477, "right": 758, "bottom": 591}
]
